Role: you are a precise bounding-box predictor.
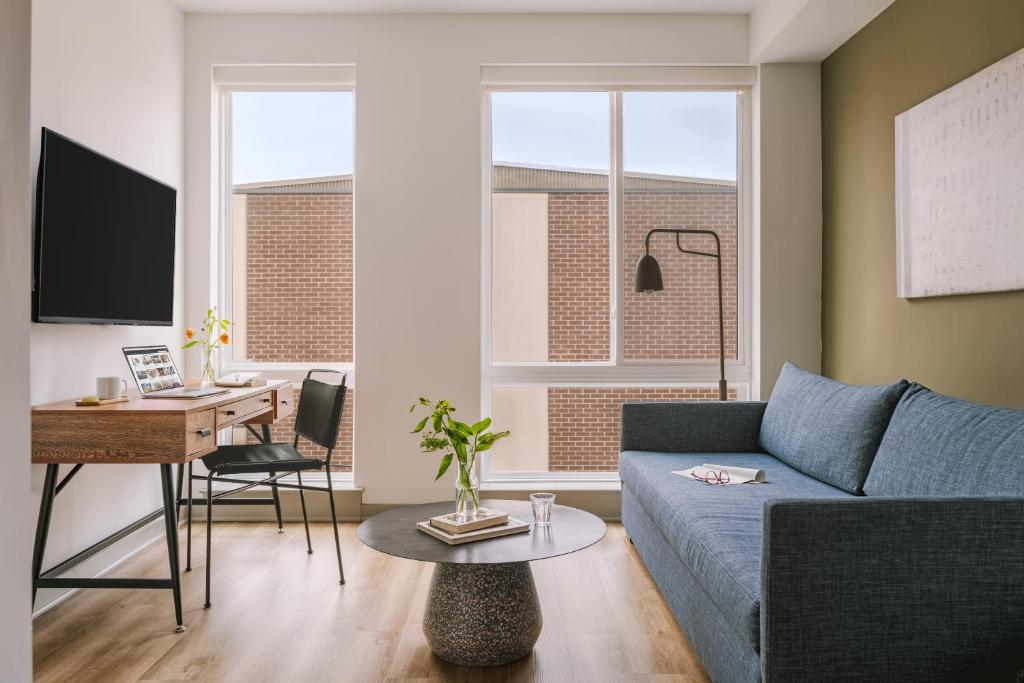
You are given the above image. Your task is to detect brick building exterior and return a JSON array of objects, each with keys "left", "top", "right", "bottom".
[
  {"left": 235, "top": 165, "right": 736, "bottom": 473},
  {"left": 244, "top": 193, "right": 353, "bottom": 364},
  {"left": 234, "top": 176, "right": 355, "bottom": 471},
  {"left": 548, "top": 386, "right": 738, "bottom": 471},
  {"left": 546, "top": 191, "right": 737, "bottom": 361},
  {"left": 495, "top": 164, "right": 738, "bottom": 472}
]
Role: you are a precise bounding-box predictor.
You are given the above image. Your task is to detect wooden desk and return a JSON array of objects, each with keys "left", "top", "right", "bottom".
[{"left": 31, "top": 380, "right": 293, "bottom": 632}]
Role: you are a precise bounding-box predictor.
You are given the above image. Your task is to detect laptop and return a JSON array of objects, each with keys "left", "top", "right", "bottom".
[{"left": 123, "top": 345, "right": 228, "bottom": 399}]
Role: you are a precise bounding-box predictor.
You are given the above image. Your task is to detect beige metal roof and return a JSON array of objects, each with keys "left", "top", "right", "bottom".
[
  {"left": 493, "top": 162, "right": 736, "bottom": 194},
  {"left": 232, "top": 164, "right": 736, "bottom": 195},
  {"left": 234, "top": 175, "right": 353, "bottom": 194}
]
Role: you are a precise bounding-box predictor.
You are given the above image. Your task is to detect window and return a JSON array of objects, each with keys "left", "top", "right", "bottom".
[
  {"left": 483, "top": 87, "right": 749, "bottom": 480},
  {"left": 221, "top": 87, "right": 355, "bottom": 472}
]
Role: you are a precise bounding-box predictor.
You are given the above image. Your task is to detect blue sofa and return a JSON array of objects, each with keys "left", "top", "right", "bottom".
[{"left": 619, "top": 363, "right": 1024, "bottom": 683}]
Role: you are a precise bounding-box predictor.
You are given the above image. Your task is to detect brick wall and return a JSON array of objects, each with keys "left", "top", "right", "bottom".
[
  {"left": 623, "top": 193, "right": 737, "bottom": 360},
  {"left": 245, "top": 193, "right": 353, "bottom": 363},
  {"left": 242, "top": 192, "right": 354, "bottom": 471},
  {"left": 240, "top": 180, "right": 736, "bottom": 474},
  {"left": 541, "top": 188, "right": 739, "bottom": 472},
  {"left": 547, "top": 386, "right": 738, "bottom": 471},
  {"left": 546, "top": 191, "right": 737, "bottom": 362},
  {"left": 547, "top": 193, "right": 610, "bottom": 361}
]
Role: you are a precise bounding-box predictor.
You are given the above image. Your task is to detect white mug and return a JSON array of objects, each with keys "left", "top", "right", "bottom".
[{"left": 97, "top": 376, "right": 127, "bottom": 401}]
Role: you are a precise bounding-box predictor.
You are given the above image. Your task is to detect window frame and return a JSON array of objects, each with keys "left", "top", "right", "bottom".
[
  {"left": 213, "top": 68, "right": 357, "bottom": 482},
  {"left": 215, "top": 73, "right": 356, "bottom": 387},
  {"left": 481, "top": 79, "right": 753, "bottom": 484}
]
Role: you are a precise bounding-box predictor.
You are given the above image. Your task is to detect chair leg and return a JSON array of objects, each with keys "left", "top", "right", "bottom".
[
  {"left": 185, "top": 461, "right": 193, "bottom": 571},
  {"left": 325, "top": 466, "right": 345, "bottom": 585},
  {"left": 270, "top": 469, "right": 284, "bottom": 533},
  {"left": 205, "top": 471, "right": 214, "bottom": 608},
  {"left": 296, "top": 470, "right": 313, "bottom": 554}
]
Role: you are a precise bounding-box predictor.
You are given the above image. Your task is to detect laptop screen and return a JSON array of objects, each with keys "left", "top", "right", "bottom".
[{"left": 123, "top": 345, "right": 184, "bottom": 394}]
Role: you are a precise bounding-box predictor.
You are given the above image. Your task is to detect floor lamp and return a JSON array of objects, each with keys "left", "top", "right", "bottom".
[{"left": 634, "top": 228, "right": 728, "bottom": 401}]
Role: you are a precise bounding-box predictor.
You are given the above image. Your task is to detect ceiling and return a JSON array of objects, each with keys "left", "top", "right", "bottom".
[
  {"left": 172, "top": 0, "right": 894, "bottom": 62},
  {"left": 174, "top": 0, "right": 762, "bottom": 13}
]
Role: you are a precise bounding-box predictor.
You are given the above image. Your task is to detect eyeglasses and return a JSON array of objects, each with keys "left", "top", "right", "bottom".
[{"left": 691, "top": 470, "right": 731, "bottom": 485}]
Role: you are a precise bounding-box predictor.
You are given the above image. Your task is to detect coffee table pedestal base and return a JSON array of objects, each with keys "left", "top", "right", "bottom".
[{"left": 423, "top": 561, "right": 542, "bottom": 667}]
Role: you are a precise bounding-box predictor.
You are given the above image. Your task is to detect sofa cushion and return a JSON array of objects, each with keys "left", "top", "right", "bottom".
[
  {"left": 759, "top": 362, "right": 910, "bottom": 494},
  {"left": 864, "top": 384, "right": 1024, "bottom": 497},
  {"left": 619, "top": 451, "right": 851, "bottom": 650}
]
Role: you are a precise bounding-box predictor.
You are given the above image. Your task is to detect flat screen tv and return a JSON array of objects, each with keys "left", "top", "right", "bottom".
[{"left": 33, "top": 128, "right": 177, "bottom": 325}]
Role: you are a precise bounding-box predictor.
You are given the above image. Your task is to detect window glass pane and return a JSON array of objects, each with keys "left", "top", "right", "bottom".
[
  {"left": 490, "top": 92, "right": 610, "bottom": 362},
  {"left": 230, "top": 91, "right": 354, "bottom": 364},
  {"left": 623, "top": 92, "right": 738, "bottom": 361},
  {"left": 230, "top": 91, "right": 354, "bottom": 472},
  {"left": 489, "top": 385, "right": 736, "bottom": 473}
]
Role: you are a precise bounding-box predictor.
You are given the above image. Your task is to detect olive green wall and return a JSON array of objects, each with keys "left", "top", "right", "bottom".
[{"left": 821, "top": 0, "right": 1024, "bottom": 408}]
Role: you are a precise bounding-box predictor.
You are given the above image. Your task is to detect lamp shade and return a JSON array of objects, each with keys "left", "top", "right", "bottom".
[{"left": 634, "top": 253, "right": 664, "bottom": 292}]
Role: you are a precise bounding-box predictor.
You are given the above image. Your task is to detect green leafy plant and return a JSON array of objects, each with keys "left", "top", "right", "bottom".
[{"left": 411, "top": 397, "right": 510, "bottom": 509}]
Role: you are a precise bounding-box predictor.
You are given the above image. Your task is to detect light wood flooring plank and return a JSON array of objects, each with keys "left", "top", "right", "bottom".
[{"left": 34, "top": 522, "right": 709, "bottom": 683}]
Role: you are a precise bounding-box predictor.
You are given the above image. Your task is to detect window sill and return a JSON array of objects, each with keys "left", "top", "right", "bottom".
[{"left": 481, "top": 480, "right": 621, "bottom": 492}]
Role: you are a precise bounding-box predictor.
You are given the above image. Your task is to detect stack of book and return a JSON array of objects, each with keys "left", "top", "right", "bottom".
[{"left": 416, "top": 507, "right": 529, "bottom": 545}]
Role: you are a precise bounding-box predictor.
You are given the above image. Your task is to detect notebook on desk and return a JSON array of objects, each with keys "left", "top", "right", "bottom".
[{"left": 122, "top": 345, "right": 228, "bottom": 399}]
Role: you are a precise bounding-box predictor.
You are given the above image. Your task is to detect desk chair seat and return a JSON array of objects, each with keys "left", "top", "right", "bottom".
[
  {"left": 185, "top": 370, "right": 348, "bottom": 609},
  {"left": 202, "top": 443, "right": 323, "bottom": 476}
]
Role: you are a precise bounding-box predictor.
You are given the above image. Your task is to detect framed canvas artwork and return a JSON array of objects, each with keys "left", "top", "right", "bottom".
[{"left": 895, "top": 47, "right": 1024, "bottom": 298}]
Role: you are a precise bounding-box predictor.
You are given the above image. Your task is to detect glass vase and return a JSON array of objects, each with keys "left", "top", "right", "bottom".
[
  {"left": 454, "top": 466, "right": 480, "bottom": 522},
  {"left": 200, "top": 346, "right": 217, "bottom": 386}
]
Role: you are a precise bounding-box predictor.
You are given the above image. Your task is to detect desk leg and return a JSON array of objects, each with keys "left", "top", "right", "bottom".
[
  {"left": 175, "top": 463, "right": 185, "bottom": 522},
  {"left": 31, "top": 464, "right": 59, "bottom": 606},
  {"left": 160, "top": 464, "right": 185, "bottom": 632},
  {"left": 186, "top": 461, "right": 193, "bottom": 572}
]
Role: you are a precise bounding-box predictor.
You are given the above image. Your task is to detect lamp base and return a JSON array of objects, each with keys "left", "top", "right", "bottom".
[{"left": 718, "top": 379, "right": 728, "bottom": 401}]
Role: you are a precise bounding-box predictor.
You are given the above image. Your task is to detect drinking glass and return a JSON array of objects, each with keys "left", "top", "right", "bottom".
[{"left": 530, "top": 492, "right": 556, "bottom": 527}]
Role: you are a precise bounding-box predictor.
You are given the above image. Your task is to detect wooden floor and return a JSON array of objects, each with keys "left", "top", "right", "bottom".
[{"left": 33, "top": 521, "right": 709, "bottom": 682}]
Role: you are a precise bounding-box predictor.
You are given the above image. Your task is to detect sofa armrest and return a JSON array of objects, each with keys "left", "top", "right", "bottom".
[
  {"left": 761, "top": 497, "right": 1024, "bottom": 683},
  {"left": 620, "top": 401, "right": 767, "bottom": 453}
]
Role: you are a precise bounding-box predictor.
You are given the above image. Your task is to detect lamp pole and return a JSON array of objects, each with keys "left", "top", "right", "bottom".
[{"left": 636, "top": 228, "right": 727, "bottom": 401}]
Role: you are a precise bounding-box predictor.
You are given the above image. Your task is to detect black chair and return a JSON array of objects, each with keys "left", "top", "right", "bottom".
[{"left": 185, "top": 370, "right": 348, "bottom": 608}]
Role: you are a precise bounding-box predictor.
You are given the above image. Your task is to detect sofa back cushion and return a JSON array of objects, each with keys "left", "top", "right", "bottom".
[
  {"left": 864, "top": 384, "right": 1024, "bottom": 497},
  {"left": 759, "top": 363, "right": 910, "bottom": 494}
]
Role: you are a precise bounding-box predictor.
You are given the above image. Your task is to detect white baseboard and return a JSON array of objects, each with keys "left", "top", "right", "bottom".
[{"left": 188, "top": 487, "right": 363, "bottom": 521}]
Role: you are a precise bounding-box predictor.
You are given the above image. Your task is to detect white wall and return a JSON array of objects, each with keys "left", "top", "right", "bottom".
[
  {"left": 754, "top": 63, "right": 822, "bottom": 396},
  {"left": 0, "top": 0, "right": 34, "bottom": 675},
  {"left": 30, "top": 0, "right": 185, "bottom": 610},
  {"left": 184, "top": 13, "right": 750, "bottom": 505}
]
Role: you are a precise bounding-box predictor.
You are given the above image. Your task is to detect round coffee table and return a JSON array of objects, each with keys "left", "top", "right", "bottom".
[{"left": 357, "top": 498, "right": 606, "bottom": 666}]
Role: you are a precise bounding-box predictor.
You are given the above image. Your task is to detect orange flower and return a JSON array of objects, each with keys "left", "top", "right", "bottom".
[
  {"left": 220, "top": 332, "right": 230, "bottom": 345},
  {"left": 185, "top": 327, "right": 194, "bottom": 340}
]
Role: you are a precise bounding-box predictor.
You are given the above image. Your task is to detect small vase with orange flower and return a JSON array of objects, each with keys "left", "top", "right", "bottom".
[{"left": 183, "top": 307, "right": 231, "bottom": 386}]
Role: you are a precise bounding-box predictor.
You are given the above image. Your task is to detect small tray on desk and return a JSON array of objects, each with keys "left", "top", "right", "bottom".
[{"left": 75, "top": 395, "right": 130, "bottom": 406}]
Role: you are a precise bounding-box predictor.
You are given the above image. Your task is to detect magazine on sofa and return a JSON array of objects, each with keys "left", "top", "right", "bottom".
[{"left": 674, "top": 464, "right": 767, "bottom": 485}]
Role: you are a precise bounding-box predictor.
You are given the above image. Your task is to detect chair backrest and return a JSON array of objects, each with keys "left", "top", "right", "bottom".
[{"left": 293, "top": 370, "right": 347, "bottom": 452}]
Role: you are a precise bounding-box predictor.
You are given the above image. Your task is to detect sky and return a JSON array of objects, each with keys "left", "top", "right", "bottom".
[{"left": 231, "top": 90, "right": 737, "bottom": 185}]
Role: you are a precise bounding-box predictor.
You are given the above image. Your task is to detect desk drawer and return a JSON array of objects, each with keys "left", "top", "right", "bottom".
[
  {"left": 275, "top": 384, "right": 294, "bottom": 421},
  {"left": 217, "top": 391, "right": 273, "bottom": 428},
  {"left": 186, "top": 410, "right": 216, "bottom": 455},
  {"left": 244, "top": 383, "right": 293, "bottom": 425}
]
